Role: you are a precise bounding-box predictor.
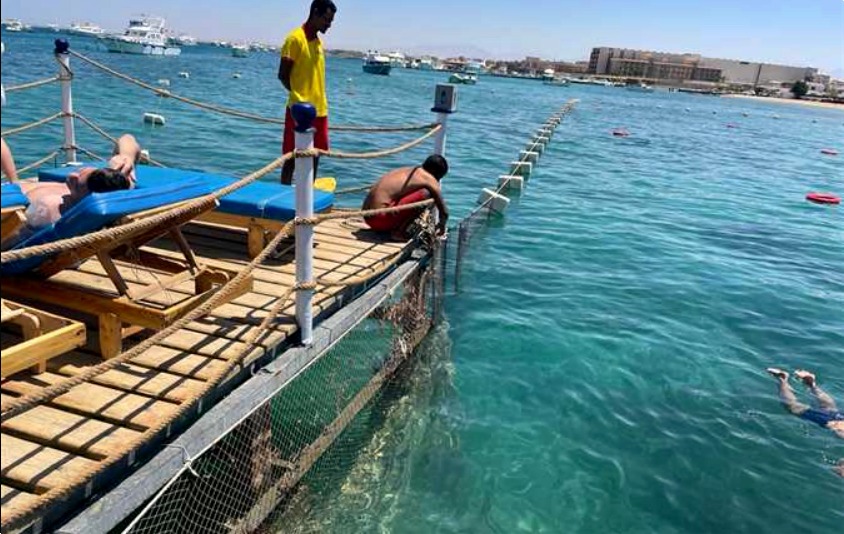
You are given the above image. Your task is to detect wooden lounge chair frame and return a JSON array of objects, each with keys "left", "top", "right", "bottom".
[
  {"left": 1, "top": 299, "right": 86, "bottom": 378},
  {"left": 2, "top": 199, "right": 254, "bottom": 359},
  {"left": 198, "top": 211, "right": 295, "bottom": 259},
  {"left": 1, "top": 206, "right": 27, "bottom": 249}
]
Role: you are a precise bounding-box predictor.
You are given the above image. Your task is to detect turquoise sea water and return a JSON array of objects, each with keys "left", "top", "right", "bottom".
[{"left": 3, "top": 32, "right": 843, "bottom": 533}]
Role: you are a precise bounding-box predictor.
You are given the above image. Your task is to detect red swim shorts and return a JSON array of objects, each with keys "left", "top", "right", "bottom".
[
  {"left": 365, "top": 189, "right": 430, "bottom": 232},
  {"left": 283, "top": 107, "right": 329, "bottom": 154}
]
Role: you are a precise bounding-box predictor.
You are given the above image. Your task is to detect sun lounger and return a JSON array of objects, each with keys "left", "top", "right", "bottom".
[
  {"left": 1, "top": 299, "right": 86, "bottom": 378},
  {"left": 2, "top": 179, "right": 253, "bottom": 358},
  {"left": 39, "top": 165, "right": 335, "bottom": 258}
]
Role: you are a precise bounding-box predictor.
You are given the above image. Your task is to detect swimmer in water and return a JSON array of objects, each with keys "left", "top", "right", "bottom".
[{"left": 767, "top": 368, "right": 843, "bottom": 476}]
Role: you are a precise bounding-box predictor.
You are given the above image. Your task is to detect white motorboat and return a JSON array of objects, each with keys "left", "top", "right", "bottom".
[
  {"left": 231, "top": 44, "right": 249, "bottom": 58},
  {"left": 2, "top": 19, "right": 30, "bottom": 32},
  {"left": 362, "top": 52, "right": 391, "bottom": 75},
  {"left": 102, "top": 16, "right": 181, "bottom": 56},
  {"left": 173, "top": 34, "right": 197, "bottom": 46},
  {"left": 386, "top": 51, "right": 406, "bottom": 68},
  {"left": 68, "top": 22, "right": 104, "bottom": 37},
  {"left": 418, "top": 57, "right": 434, "bottom": 71},
  {"left": 626, "top": 82, "right": 655, "bottom": 92},
  {"left": 543, "top": 77, "right": 570, "bottom": 87},
  {"left": 448, "top": 72, "right": 477, "bottom": 85}
]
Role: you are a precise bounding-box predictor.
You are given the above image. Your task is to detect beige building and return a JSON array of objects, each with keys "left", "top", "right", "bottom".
[{"left": 589, "top": 47, "right": 817, "bottom": 86}]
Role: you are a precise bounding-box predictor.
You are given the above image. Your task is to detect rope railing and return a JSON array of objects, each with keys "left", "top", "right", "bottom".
[
  {"left": 4, "top": 75, "right": 61, "bottom": 93},
  {"left": 0, "top": 111, "right": 65, "bottom": 138},
  {"left": 67, "top": 50, "right": 437, "bottom": 133},
  {"left": 15, "top": 148, "right": 62, "bottom": 176},
  {"left": 73, "top": 113, "right": 168, "bottom": 167}
]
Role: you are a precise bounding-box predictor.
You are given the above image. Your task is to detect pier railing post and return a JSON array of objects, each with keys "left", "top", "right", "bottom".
[
  {"left": 292, "top": 103, "right": 316, "bottom": 346},
  {"left": 55, "top": 39, "right": 77, "bottom": 164},
  {"left": 431, "top": 84, "right": 457, "bottom": 228}
]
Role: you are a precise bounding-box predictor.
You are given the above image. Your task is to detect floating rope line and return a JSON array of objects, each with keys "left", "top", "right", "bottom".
[
  {"left": 0, "top": 111, "right": 65, "bottom": 138},
  {"left": 4, "top": 75, "right": 60, "bottom": 93},
  {"left": 68, "top": 50, "right": 437, "bottom": 133}
]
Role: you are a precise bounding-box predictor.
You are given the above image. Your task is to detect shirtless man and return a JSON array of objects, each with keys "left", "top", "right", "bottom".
[
  {"left": 767, "top": 368, "right": 843, "bottom": 476},
  {"left": 362, "top": 154, "right": 449, "bottom": 238}
]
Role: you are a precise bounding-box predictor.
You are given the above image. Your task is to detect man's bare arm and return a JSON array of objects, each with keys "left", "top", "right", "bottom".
[
  {"left": 1, "top": 138, "right": 18, "bottom": 182},
  {"left": 279, "top": 58, "right": 294, "bottom": 91}
]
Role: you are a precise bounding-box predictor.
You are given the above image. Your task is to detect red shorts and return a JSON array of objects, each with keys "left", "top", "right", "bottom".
[
  {"left": 283, "top": 107, "right": 329, "bottom": 154},
  {"left": 365, "top": 189, "right": 430, "bottom": 232}
]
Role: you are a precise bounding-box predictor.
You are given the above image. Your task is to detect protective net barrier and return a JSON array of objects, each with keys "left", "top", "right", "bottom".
[{"left": 121, "top": 252, "right": 444, "bottom": 534}]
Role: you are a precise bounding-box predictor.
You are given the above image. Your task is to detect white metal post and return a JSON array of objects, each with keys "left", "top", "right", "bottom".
[
  {"left": 433, "top": 112, "right": 448, "bottom": 157},
  {"left": 431, "top": 84, "right": 456, "bottom": 230},
  {"left": 292, "top": 105, "right": 316, "bottom": 346},
  {"left": 55, "top": 40, "right": 77, "bottom": 164}
]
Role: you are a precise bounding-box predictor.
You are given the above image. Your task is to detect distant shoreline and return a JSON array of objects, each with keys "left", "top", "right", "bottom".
[{"left": 721, "top": 94, "right": 844, "bottom": 111}]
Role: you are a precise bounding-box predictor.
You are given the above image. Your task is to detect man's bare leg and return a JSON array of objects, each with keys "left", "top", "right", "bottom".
[
  {"left": 767, "top": 368, "right": 810, "bottom": 416},
  {"left": 835, "top": 459, "right": 844, "bottom": 478},
  {"left": 795, "top": 370, "right": 838, "bottom": 412}
]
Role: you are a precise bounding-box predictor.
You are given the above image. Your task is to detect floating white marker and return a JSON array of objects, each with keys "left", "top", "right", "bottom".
[
  {"left": 519, "top": 150, "right": 540, "bottom": 164},
  {"left": 157, "top": 78, "right": 170, "bottom": 87},
  {"left": 498, "top": 175, "right": 524, "bottom": 192},
  {"left": 535, "top": 135, "right": 551, "bottom": 145},
  {"left": 478, "top": 188, "right": 510, "bottom": 214},
  {"left": 232, "top": 72, "right": 242, "bottom": 79},
  {"left": 526, "top": 141, "right": 545, "bottom": 154},
  {"left": 510, "top": 161, "right": 532, "bottom": 176},
  {"left": 178, "top": 71, "right": 190, "bottom": 79},
  {"left": 143, "top": 112, "right": 166, "bottom": 126}
]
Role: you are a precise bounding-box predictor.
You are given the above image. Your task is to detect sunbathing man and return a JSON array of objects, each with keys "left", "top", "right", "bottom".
[
  {"left": 767, "top": 368, "right": 844, "bottom": 476},
  {"left": 362, "top": 154, "right": 449, "bottom": 239},
  {"left": 17, "top": 134, "right": 140, "bottom": 231}
]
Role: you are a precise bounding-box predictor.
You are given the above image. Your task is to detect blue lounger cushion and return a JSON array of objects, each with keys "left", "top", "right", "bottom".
[
  {"left": 2, "top": 183, "right": 28, "bottom": 209},
  {"left": 39, "top": 164, "right": 334, "bottom": 220},
  {"left": 3, "top": 178, "right": 216, "bottom": 275}
]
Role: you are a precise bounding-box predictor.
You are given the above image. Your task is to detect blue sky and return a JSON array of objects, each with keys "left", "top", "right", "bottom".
[{"left": 2, "top": 0, "right": 842, "bottom": 74}]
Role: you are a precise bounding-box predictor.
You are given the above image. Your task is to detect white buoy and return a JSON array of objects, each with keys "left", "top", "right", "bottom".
[
  {"left": 143, "top": 112, "right": 166, "bottom": 126},
  {"left": 510, "top": 161, "right": 532, "bottom": 177},
  {"left": 157, "top": 78, "right": 170, "bottom": 87},
  {"left": 534, "top": 135, "right": 551, "bottom": 145},
  {"left": 478, "top": 188, "right": 510, "bottom": 214},
  {"left": 498, "top": 175, "right": 524, "bottom": 192},
  {"left": 519, "top": 150, "right": 540, "bottom": 164},
  {"left": 178, "top": 71, "right": 190, "bottom": 79},
  {"left": 232, "top": 72, "right": 242, "bottom": 79},
  {"left": 526, "top": 141, "right": 545, "bottom": 154}
]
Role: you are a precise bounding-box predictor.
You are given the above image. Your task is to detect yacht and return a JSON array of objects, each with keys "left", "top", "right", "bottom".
[
  {"left": 68, "top": 22, "right": 105, "bottom": 37},
  {"left": 543, "top": 77, "right": 570, "bottom": 87},
  {"left": 386, "top": 51, "right": 406, "bottom": 68},
  {"left": 362, "top": 51, "right": 391, "bottom": 75},
  {"left": 418, "top": 57, "right": 434, "bottom": 71},
  {"left": 102, "top": 16, "right": 181, "bottom": 56},
  {"left": 173, "top": 34, "right": 197, "bottom": 46},
  {"left": 231, "top": 44, "right": 249, "bottom": 58},
  {"left": 2, "top": 19, "right": 30, "bottom": 32},
  {"left": 626, "top": 82, "right": 655, "bottom": 92}
]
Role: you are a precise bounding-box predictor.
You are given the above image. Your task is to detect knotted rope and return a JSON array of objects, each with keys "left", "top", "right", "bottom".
[
  {"left": 1, "top": 111, "right": 65, "bottom": 138},
  {"left": 4, "top": 75, "right": 60, "bottom": 93}
]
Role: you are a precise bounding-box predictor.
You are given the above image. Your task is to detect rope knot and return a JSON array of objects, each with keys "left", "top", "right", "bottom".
[
  {"left": 294, "top": 216, "right": 318, "bottom": 227},
  {"left": 295, "top": 281, "right": 318, "bottom": 291},
  {"left": 293, "top": 148, "right": 320, "bottom": 159}
]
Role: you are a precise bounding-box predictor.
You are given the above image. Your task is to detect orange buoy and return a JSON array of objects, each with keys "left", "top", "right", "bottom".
[{"left": 806, "top": 192, "right": 841, "bottom": 205}]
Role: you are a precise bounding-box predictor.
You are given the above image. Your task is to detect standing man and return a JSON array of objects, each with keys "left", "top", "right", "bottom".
[{"left": 278, "top": 0, "right": 337, "bottom": 185}]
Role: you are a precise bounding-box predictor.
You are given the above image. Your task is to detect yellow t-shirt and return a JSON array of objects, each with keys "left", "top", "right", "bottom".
[{"left": 281, "top": 26, "right": 328, "bottom": 117}]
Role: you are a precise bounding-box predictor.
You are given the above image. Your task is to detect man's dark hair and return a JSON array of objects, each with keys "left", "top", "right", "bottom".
[
  {"left": 88, "top": 168, "right": 131, "bottom": 193},
  {"left": 422, "top": 154, "right": 448, "bottom": 180},
  {"left": 310, "top": 0, "right": 337, "bottom": 17}
]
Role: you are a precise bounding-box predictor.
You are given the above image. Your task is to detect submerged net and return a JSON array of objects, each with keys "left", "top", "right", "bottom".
[{"left": 122, "top": 252, "right": 444, "bottom": 534}]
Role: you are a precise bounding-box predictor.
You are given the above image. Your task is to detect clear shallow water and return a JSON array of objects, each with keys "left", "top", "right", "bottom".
[{"left": 3, "top": 32, "right": 843, "bottom": 534}]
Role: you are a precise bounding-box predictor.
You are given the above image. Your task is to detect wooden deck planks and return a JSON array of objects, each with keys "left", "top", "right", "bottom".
[{"left": 0, "top": 216, "right": 414, "bottom": 530}]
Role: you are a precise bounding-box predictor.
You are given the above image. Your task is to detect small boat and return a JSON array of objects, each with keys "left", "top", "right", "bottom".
[
  {"left": 543, "top": 77, "right": 570, "bottom": 87},
  {"left": 231, "top": 44, "right": 249, "bottom": 58},
  {"left": 173, "top": 34, "right": 197, "bottom": 46},
  {"left": 362, "top": 52, "right": 391, "bottom": 75},
  {"left": 448, "top": 72, "right": 477, "bottom": 85},
  {"left": 627, "top": 82, "right": 655, "bottom": 93},
  {"left": 102, "top": 16, "right": 181, "bottom": 56},
  {"left": 67, "top": 22, "right": 105, "bottom": 37},
  {"left": 386, "top": 51, "right": 406, "bottom": 69}
]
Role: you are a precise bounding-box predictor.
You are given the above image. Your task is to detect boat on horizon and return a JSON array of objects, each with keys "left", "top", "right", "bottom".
[
  {"left": 2, "top": 19, "right": 31, "bottom": 32},
  {"left": 544, "top": 77, "right": 570, "bottom": 87},
  {"left": 626, "top": 82, "right": 655, "bottom": 92},
  {"left": 362, "top": 51, "right": 391, "bottom": 75},
  {"left": 67, "top": 22, "right": 105, "bottom": 37},
  {"left": 449, "top": 72, "right": 477, "bottom": 85},
  {"left": 173, "top": 33, "right": 198, "bottom": 46},
  {"left": 102, "top": 16, "right": 180, "bottom": 56},
  {"left": 231, "top": 44, "right": 249, "bottom": 58}
]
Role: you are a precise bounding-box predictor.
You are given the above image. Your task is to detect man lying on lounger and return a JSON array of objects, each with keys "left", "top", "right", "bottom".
[
  {"left": 362, "top": 154, "right": 449, "bottom": 239},
  {"left": 15, "top": 134, "right": 140, "bottom": 231}
]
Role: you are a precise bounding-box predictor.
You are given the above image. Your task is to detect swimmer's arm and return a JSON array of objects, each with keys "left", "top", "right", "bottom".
[
  {"left": 413, "top": 175, "right": 449, "bottom": 230},
  {"left": 1, "top": 138, "right": 18, "bottom": 182}
]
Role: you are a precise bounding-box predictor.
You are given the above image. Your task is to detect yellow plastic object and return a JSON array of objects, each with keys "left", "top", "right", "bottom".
[{"left": 315, "top": 177, "right": 336, "bottom": 192}]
